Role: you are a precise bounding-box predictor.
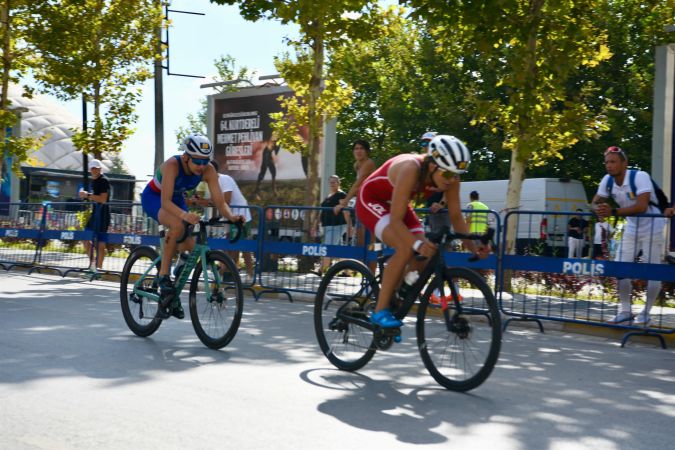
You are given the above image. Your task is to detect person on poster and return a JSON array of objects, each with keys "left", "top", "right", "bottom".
[{"left": 253, "top": 129, "right": 280, "bottom": 200}]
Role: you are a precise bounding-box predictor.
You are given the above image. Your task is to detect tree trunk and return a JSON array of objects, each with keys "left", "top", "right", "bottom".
[
  {"left": 0, "top": 1, "right": 11, "bottom": 179},
  {"left": 93, "top": 83, "right": 101, "bottom": 159},
  {"left": 305, "top": 33, "right": 324, "bottom": 209},
  {"left": 504, "top": 150, "right": 526, "bottom": 256}
]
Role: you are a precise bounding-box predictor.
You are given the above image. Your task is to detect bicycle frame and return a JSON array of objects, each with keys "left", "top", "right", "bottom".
[
  {"left": 335, "top": 249, "right": 446, "bottom": 332},
  {"left": 130, "top": 218, "right": 240, "bottom": 303},
  {"left": 335, "top": 225, "right": 495, "bottom": 332}
]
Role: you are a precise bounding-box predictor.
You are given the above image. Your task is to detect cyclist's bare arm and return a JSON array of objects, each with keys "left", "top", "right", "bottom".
[{"left": 203, "top": 167, "right": 241, "bottom": 222}]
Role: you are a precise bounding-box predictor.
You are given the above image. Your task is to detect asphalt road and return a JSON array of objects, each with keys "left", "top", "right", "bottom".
[{"left": 1, "top": 272, "right": 673, "bottom": 450}]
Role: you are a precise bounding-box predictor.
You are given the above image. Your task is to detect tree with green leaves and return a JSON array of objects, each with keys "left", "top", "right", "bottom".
[
  {"left": 175, "top": 55, "right": 251, "bottom": 145},
  {"left": 0, "top": 1, "right": 45, "bottom": 180},
  {"left": 404, "top": 0, "right": 614, "bottom": 254},
  {"left": 28, "top": 0, "right": 162, "bottom": 159},
  {"left": 211, "top": 0, "right": 381, "bottom": 207},
  {"left": 332, "top": 6, "right": 497, "bottom": 186}
]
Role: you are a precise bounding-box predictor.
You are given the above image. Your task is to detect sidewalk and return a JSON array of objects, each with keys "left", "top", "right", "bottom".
[{"left": 1, "top": 272, "right": 674, "bottom": 450}]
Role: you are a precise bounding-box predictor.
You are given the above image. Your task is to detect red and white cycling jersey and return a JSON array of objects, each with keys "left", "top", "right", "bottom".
[{"left": 355, "top": 154, "right": 428, "bottom": 240}]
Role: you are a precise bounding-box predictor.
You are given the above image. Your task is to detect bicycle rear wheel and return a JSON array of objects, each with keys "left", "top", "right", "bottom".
[
  {"left": 416, "top": 267, "right": 501, "bottom": 391},
  {"left": 314, "top": 259, "right": 377, "bottom": 371},
  {"left": 119, "top": 246, "right": 163, "bottom": 337},
  {"left": 189, "top": 250, "right": 243, "bottom": 349}
]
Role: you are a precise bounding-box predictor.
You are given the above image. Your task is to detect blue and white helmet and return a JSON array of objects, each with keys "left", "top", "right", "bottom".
[
  {"left": 428, "top": 135, "right": 471, "bottom": 174},
  {"left": 181, "top": 133, "right": 213, "bottom": 158}
]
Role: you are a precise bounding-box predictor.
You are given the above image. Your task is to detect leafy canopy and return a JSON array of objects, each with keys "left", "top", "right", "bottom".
[{"left": 29, "top": 0, "right": 162, "bottom": 157}]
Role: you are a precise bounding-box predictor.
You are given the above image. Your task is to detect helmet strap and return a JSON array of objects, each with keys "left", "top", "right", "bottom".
[{"left": 182, "top": 154, "right": 196, "bottom": 176}]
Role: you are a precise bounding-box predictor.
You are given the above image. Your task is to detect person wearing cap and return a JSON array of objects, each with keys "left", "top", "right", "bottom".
[
  {"left": 419, "top": 131, "right": 437, "bottom": 149},
  {"left": 465, "top": 190, "right": 489, "bottom": 234},
  {"left": 593, "top": 145, "right": 667, "bottom": 326},
  {"left": 78, "top": 158, "right": 110, "bottom": 273}
]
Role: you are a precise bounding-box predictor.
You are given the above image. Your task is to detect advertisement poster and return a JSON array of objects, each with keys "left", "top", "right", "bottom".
[{"left": 209, "top": 86, "right": 320, "bottom": 207}]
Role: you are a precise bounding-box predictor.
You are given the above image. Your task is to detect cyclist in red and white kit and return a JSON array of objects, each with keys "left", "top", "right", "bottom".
[{"left": 356, "top": 135, "right": 490, "bottom": 328}]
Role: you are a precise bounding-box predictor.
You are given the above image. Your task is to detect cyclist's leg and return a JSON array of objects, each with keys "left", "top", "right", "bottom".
[
  {"left": 375, "top": 208, "right": 428, "bottom": 313},
  {"left": 157, "top": 200, "right": 189, "bottom": 276}
]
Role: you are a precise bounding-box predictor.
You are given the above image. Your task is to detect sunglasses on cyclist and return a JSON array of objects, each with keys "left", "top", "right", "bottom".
[
  {"left": 432, "top": 166, "right": 455, "bottom": 180},
  {"left": 190, "top": 156, "right": 211, "bottom": 166},
  {"left": 604, "top": 146, "right": 626, "bottom": 160}
]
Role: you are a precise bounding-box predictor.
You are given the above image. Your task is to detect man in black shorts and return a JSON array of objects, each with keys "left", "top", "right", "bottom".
[{"left": 79, "top": 159, "right": 110, "bottom": 273}]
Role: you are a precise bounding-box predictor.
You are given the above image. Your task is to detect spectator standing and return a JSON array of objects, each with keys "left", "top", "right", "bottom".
[
  {"left": 334, "top": 139, "right": 376, "bottom": 215},
  {"left": 593, "top": 146, "right": 667, "bottom": 326},
  {"left": 567, "top": 209, "right": 588, "bottom": 258},
  {"left": 212, "top": 160, "right": 254, "bottom": 279},
  {"left": 592, "top": 219, "right": 614, "bottom": 260},
  {"left": 465, "top": 190, "right": 490, "bottom": 234},
  {"left": 334, "top": 140, "right": 377, "bottom": 266},
  {"left": 78, "top": 159, "right": 110, "bottom": 273},
  {"left": 319, "top": 175, "right": 351, "bottom": 274}
]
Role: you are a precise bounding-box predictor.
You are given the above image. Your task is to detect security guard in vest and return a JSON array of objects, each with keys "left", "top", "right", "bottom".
[{"left": 465, "top": 190, "right": 489, "bottom": 234}]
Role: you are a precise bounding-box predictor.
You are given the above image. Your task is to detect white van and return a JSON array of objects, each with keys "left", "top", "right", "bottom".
[{"left": 460, "top": 178, "right": 590, "bottom": 253}]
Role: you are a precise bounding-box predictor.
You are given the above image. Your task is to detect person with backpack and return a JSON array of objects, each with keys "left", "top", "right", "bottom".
[{"left": 592, "top": 146, "right": 668, "bottom": 326}]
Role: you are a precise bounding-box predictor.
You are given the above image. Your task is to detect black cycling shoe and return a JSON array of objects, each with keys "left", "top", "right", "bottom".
[
  {"left": 157, "top": 275, "right": 175, "bottom": 320},
  {"left": 171, "top": 301, "right": 185, "bottom": 320}
]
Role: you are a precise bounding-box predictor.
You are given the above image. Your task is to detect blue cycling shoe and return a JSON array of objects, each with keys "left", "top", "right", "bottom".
[{"left": 370, "top": 310, "right": 402, "bottom": 328}]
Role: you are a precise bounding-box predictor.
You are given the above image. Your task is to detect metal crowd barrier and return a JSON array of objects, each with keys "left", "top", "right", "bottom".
[
  {"left": 253, "top": 205, "right": 502, "bottom": 302},
  {"left": 255, "top": 205, "right": 355, "bottom": 301},
  {"left": 30, "top": 201, "right": 98, "bottom": 276},
  {"left": 206, "top": 205, "right": 262, "bottom": 291},
  {"left": 3, "top": 198, "right": 674, "bottom": 349},
  {"left": 499, "top": 210, "right": 675, "bottom": 347},
  {"left": 0, "top": 202, "right": 44, "bottom": 270}
]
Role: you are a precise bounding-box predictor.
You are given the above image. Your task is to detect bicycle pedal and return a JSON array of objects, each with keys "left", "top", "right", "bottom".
[{"left": 155, "top": 306, "right": 172, "bottom": 320}]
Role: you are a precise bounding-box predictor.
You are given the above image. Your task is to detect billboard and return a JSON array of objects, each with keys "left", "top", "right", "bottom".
[{"left": 208, "top": 85, "right": 336, "bottom": 206}]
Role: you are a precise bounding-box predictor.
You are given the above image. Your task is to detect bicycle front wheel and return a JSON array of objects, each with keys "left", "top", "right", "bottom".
[
  {"left": 417, "top": 267, "right": 501, "bottom": 391},
  {"left": 314, "top": 259, "right": 377, "bottom": 371},
  {"left": 119, "top": 246, "right": 163, "bottom": 337},
  {"left": 189, "top": 250, "right": 243, "bottom": 349}
]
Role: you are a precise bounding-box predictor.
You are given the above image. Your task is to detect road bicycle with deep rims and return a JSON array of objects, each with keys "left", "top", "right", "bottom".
[
  {"left": 314, "top": 228, "right": 501, "bottom": 392},
  {"left": 120, "top": 218, "right": 243, "bottom": 349}
]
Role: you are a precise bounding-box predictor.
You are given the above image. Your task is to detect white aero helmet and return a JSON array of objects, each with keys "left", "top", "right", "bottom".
[
  {"left": 181, "top": 133, "right": 213, "bottom": 158},
  {"left": 428, "top": 134, "right": 471, "bottom": 174}
]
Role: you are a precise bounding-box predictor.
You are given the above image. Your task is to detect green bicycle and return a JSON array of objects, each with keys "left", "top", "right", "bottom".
[{"left": 120, "top": 218, "right": 244, "bottom": 349}]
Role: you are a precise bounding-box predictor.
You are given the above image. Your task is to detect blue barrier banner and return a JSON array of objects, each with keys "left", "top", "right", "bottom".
[
  {"left": 101, "top": 233, "right": 160, "bottom": 247},
  {"left": 0, "top": 228, "right": 41, "bottom": 239},
  {"left": 503, "top": 255, "right": 675, "bottom": 282},
  {"left": 42, "top": 230, "right": 94, "bottom": 241},
  {"left": 262, "top": 240, "right": 363, "bottom": 259},
  {"left": 208, "top": 238, "right": 259, "bottom": 253},
  {"left": 444, "top": 252, "right": 499, "bottom": 270}
]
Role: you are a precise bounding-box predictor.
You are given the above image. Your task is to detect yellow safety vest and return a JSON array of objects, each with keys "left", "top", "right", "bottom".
[{"left": 467, "top": 201, "right": 489, "bottom": 233}]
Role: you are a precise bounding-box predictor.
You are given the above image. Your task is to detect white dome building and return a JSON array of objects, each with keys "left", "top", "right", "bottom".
[
  {"left": 7, "top": 83, "right": 116, "bottom": 172},
  {"left": 2, "top": 84, "right": 135, "bottom": 204}
]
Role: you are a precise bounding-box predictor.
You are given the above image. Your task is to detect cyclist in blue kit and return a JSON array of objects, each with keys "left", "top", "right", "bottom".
[{"left": 141, "top": 133, "right": 242, "bottom": 319}]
